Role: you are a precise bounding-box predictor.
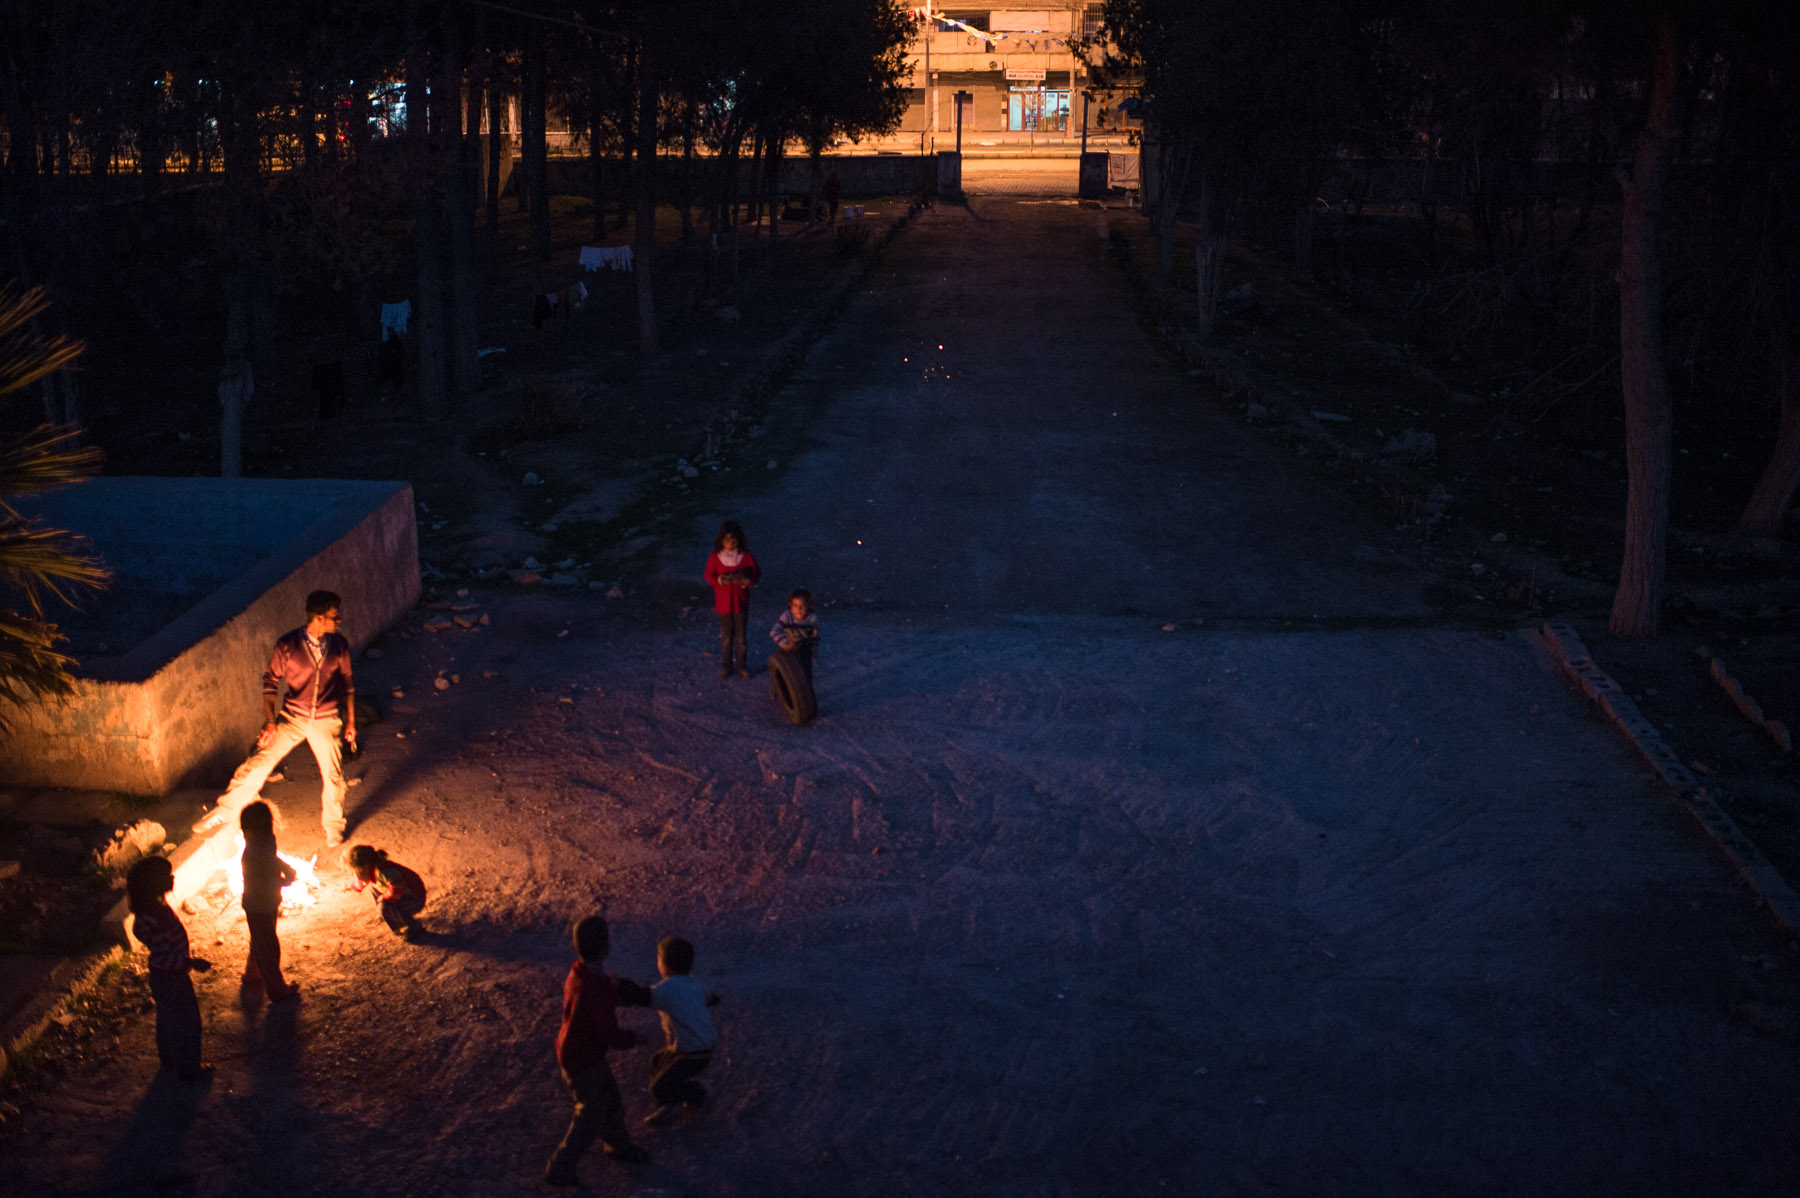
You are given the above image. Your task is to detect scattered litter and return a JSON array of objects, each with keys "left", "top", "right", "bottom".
[
  {"left": 477, "top": 346, "right": 507, "bottom": 357},
  {"left": 482, "top": 670, "right": 499, "bottom": 679},
  {"left": 390, "top": 687, "right": 405, "bottom": 699},
  {"left": 522, "top": 472, "right": 544, "bottom": 486},
  {"left": 1161, "top": 624, "right": 1176, "bottom": 632},
  {"left": 683, "top": 465, "right": 700, "bottom": 479},
  {"left": 434, "top": 677, "right": 451, "bottom": 691},
  {"left": 557, "top": 629, "right": 571, "bottom": 638},
  {"left": 1491, "top": 532, "right": 1508, "bottom": 543},
  {"left": 607, "top": 585, "right": 625, "bottom": 599},
  {"left": 1470, "top": 563, "right": 1485, "bottom": 576},
  {"left": 767, "top": 460, "right": 778, "bottom": 470},
  {"left": 422, "top": 616, "right": 454, "bottom": 632},
  {"left": 510, "top": 572, "right": 541, "bottom": 585},
  {"left": 1311, "top": 411, "right": 1351, "bottom": 423},
  {"left": 478, "top": 613, "right": 491, "bottom": 626},
  {"left": 523, "top": 556, "right": 543, "bottom": 569}
]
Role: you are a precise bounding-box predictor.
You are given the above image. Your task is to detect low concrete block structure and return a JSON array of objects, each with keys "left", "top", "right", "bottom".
[{"left": 0, "top": 478, "right": 418, "bottom": 795}]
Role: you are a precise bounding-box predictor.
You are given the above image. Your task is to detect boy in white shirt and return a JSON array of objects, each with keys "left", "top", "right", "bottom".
[{"left": 642, "top": 936, "right": 720, "bottom": 1127}]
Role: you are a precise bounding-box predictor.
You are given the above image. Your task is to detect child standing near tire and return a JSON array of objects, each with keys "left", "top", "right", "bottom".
[
  {"left": 704, "top": 521, "right": 760, "bottom": 680},
  {"left": 769, "top": 588, "right": 819, "bottom": 687}
]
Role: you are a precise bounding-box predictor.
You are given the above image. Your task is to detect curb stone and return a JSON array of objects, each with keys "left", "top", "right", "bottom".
[
  {"left": 1541, "top": 622, "right": 1800, "bottom": 946},
  {"left": 0, "top": 945, "right": 125, "bottom": 1082}
]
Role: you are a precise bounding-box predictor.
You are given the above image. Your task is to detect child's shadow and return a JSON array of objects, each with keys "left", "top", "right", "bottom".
[{"left": 93, "top": 1070, "right": 212, "bottom": 1191}]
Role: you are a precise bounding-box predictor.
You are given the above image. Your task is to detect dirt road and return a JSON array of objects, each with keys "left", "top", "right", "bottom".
[{"left": 5, "top": 199, "right": 1798, "bottom": 1198}]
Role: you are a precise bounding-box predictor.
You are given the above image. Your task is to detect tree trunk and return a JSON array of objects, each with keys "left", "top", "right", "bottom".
[
  {"left": 1156, "top": 142, "right": 1190, "bottom": 280},
  {"left": 524, "top": 22, "right": 551, "bottom": 266},
  {"left": 590, "top": 47, "right": 608, "bottom": 241},
  {"left": 680, "top": 100, "right": 696, "bottom": 242},
  {"left": 1194, "top": 173, "right": 1223, "bottom": 343},
  {"left": 486, "top": 85, "right": 503, "bottom": 267},
  {"left": 616, "top": 44, "right": 635, "bottom": 232},
  {"left": 405, "top": 6, "right": 428, "bottom": 144},
  {"left": 633, "top": 38, "right": 659, "bottom": 353},
  {"left": 218, "top": 361, "right": 251, "bottom": 478},
  {"left": 450, "top": 158, "right": 480, "bottom": 398},
  {"left": 415, "top": 185, "right": 448, "bottom": 417},
  {"left": 1737, "top": 310, "right": 1800, "bottom": 538},
  {"left": 767, "top": 137, "right": 784, "bottom": 249},
  {"left": 1609, "top": 15, "right": 1679, "bottom": 639}
]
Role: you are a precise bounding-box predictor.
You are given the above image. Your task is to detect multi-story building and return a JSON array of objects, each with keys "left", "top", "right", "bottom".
[{"left": 883, "top": 5, "right": 1139, "bottom": 150}]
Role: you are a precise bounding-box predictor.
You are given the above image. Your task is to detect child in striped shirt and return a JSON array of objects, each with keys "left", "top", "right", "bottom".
[{"left": 126, "top": 856, "right": 212, "bottom": 1081}]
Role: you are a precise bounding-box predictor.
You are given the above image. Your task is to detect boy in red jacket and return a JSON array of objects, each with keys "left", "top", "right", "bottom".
[{"left": 545, "top": 916, "right": 653, "bottom": 1185}]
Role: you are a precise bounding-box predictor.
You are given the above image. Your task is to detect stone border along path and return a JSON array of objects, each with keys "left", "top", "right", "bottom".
[
  {"left": 1541, "top": 621, "right": 1800, "bottom": 946},
  {"left": 0, "top": 946, "right": 123, "bottom": 1081}
]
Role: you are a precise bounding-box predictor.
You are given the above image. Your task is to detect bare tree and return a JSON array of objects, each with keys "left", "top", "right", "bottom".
[{"left": 1609, "top": 14, "right": 1678, "bottom": 638}]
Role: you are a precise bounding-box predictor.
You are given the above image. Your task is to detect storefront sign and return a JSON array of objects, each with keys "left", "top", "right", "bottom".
[{"left": 1005, "top": 68, "right": 1046, "bottom": 81}]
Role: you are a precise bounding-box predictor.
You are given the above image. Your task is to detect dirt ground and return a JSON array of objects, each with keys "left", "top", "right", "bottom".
[{"left": 4, "top": 197, "right": 1800, "bottom": 1197}]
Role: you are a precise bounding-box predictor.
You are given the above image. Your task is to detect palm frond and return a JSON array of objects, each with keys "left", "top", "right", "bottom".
[
  {"left": 0, "top": 424, "right": 103, "bottom": 505},
  {"left": 0, "top": 283, "right": 104, "bottom": 714},
  {"left": 0, "top": 286, "right": 84, "bottom": 398},
  {"left": 0, "top": 607, "right": 80, "bottom": 731},
  {"left": 0, "top": 518, "right": 109, "bottom": 617}
]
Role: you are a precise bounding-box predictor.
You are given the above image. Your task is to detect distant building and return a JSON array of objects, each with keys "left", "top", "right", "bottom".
[{"left": 888, "top": 5, "right": 1139, "bottom": 149}]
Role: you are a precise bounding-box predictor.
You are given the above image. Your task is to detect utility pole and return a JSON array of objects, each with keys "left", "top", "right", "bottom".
[{"left": 925, "top": 1, "right": 936, "bottom": 153}]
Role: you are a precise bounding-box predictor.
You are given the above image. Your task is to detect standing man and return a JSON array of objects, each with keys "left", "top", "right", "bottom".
[{"left": 196, "top": 590, "right": 357, "bottom": 846}]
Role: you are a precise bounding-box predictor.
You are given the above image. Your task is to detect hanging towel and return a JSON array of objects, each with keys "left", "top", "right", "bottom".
[
  {"left": 579, "top": 246, "right": 606, "bottom": 271},
  {"left": 380, "top": 299, "right": 411, "bottom": 340}
]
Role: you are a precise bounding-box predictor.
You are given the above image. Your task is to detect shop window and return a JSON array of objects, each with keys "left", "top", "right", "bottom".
[{"left": 1006, "top": 87, "right": 1070, "bottom": 133}]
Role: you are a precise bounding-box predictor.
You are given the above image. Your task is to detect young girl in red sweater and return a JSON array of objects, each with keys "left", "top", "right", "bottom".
[{"left": 703, "top": 520, "right": 760, "bottom": 680}]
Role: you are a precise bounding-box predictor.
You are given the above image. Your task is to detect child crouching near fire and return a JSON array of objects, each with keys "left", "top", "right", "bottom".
[
  {"left": 345, "top": 845, "right": 427, "bottom": 936},
  {"left": 126, "top": 856, "right": 212, "bottom": 1081},
  {"left": 641, "top": 936, "right": 720, "bottom": 1128},
  {"left": 544, "top": 915, "right": 655, "bottom": 1186}
]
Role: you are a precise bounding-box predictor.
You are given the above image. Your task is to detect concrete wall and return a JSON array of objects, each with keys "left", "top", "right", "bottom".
[
  {"left": 0, "top": 479, "right": 419, "bottom": 795},
  {"left": 528, "top": 153, "right": 936, "bottom": 203}
]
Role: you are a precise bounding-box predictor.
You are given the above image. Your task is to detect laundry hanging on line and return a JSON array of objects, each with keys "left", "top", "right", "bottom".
[
  {"left": 380, "top": 299, "right": 411, "bottom": 340},
  {"left": 578, "top": 245, "right": 633, "bottom": 272}
]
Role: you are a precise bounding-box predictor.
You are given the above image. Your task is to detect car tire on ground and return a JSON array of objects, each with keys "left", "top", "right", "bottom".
[{"left": 767, "top": 651, "right": 817, "bottom": 726}]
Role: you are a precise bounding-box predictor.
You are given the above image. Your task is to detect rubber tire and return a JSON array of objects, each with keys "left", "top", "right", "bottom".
[{"left": 767, "top": 650, "right": 817, "bottom": 726}]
